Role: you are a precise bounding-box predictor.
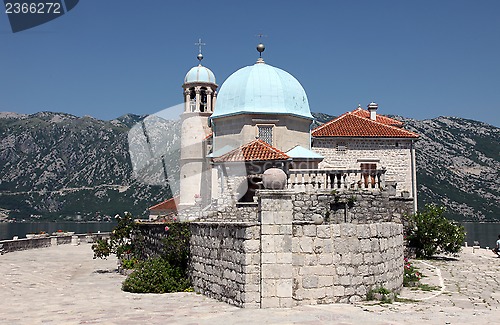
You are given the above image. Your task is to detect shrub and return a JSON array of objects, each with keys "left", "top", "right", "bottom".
[
  {"left": 121, "top": 257, "right": 140, "bottom": 269},
  {"left": 122, "top": 257, "right": 191, "bottom": 293},
  {"left": 92, "top": 214, "right": 192, "bottom": 294},
  {"left": 406, "top": 204, "right": 465, "bottom": 258},
  {"left": 160, "top": 223, "right": 191, "bottom": 271},
  {"left": 366, "top": 287, "right": 393, "bottom": 303}
]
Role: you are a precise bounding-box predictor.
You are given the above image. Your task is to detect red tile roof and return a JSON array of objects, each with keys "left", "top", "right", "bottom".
[
  {"left": 212, "top": 139, "right": 290, "bottom": 162},
  {"left": 149, "top": 196, "right": 179, "bottom": 211},
  {"left": 312, "top": 112, "right": 419, "bottom": 138},
  {"left": 351, "top": 107, "right": 403, "bottom": 126}
]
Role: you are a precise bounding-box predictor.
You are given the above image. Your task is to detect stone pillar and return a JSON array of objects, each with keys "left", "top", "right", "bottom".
[
  {"left": 259, "top": 190, "right": 294, "bottom": 308},
  {"left": 206, "top": 88, "right": 213, "bottom": 112},
  {"left": 195, "top": 87, "right": 201, "bottom": 112},
  {"left": 184, "top": 89, "right": 190, "bottom": 112}
]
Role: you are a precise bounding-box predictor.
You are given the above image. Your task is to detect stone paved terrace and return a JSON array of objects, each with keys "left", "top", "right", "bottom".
[{"left": 0, "top": 244, "right": 499, "bottom": 324}]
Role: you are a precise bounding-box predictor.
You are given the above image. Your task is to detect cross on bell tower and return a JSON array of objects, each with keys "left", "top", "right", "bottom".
[{"left": 195, "top": 38, "right": 206, "bottom": 63}]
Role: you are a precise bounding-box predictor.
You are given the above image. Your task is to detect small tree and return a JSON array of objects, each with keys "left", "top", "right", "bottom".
[
  {"left": 406, "top": 204, "right": 465, "bottom": 258},
  {"left": 92, "top": 212, "right": 139, "bottom": 260}
]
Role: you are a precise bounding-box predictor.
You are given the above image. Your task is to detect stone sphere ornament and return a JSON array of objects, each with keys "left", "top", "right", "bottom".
[{"left": 262, "top": 168, "right": 287, "bottom": 190}]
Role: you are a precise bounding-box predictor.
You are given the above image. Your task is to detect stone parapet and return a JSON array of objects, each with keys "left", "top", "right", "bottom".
[
  {"left": 292, "top": 191, "right": 413, "bottom": 225},
  {"left": 292, "top": 222, "right": 403, "bottom": 304},
  {"left": 190, "top": 222, "right": 261, "bottom": 308},
  {"left": 0, "top": 233, "right": 110, "bottom": 253}
]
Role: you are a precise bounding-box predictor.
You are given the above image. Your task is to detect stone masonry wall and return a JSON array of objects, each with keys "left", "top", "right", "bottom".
[
  {"left": 137, "top": 190, "right": 407, "bottom": 309},
  {"left": 292, "top": 191, "right": 414, "bottom": 224},
  {"left": 292, "top": 222, "right": 403, "bottom": 304},
  {"left": 190, "top": 222, "right": 261, "bottom": 308}
]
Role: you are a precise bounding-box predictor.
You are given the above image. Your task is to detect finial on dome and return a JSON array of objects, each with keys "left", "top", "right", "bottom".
[
  {"left": 195, "top": 38, "right": 206, "bottom": 64},
  {"left": 257, "top": 43, "right": 265, "bottom": 55},
  {"left": 256, "top": 43, "right": 265, "bottom": 63},
  {"left": 256, "top": 34, "right": 267, "bottom": 63}
]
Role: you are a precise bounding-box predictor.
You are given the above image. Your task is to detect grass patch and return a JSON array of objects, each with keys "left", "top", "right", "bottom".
[
  {"left": 394, "top": 296, "right": 419, "bottom": 303},
  {"left": 410, "top": 283, "right": 441, "bottom": 292}
]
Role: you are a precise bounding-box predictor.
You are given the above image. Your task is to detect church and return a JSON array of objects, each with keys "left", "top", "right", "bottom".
[
  {"left": 146, "top": 42, "right": 419, "bottom": 308},
  {"left": 173, "top": 41, "right": 419, "bottom": 218}
]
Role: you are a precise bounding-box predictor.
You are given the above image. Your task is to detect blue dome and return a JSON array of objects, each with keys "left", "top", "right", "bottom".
[
  {"left": 211, "top": 62, "right": 312, "bottom": 120},
  {"left": 184, "top": 64, "right": 216, "bottom": 84}
]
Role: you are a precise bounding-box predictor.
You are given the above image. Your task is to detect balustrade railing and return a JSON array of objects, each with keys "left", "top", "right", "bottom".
[{"left": 287, "top": 169, "right": 386, "bottom": 192}]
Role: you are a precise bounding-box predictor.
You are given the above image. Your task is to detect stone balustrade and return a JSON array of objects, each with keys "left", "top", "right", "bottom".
[{"left": 287, "top": 169, "right": 386, "bottom": 192}]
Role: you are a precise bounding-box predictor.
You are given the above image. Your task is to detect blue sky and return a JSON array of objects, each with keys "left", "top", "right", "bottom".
[{"left": 1, "top": 0, "right": 499, "bottom": 126}]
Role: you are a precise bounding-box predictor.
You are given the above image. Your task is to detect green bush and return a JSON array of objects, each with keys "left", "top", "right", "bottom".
[
  {"left": 121, "top": 257, "right": 140, "bottom": 269},
  {"left": 122, "top": 257, "right": 191, "bottom": 293},
  {"left": 406, "top": 204, "right": 466, "bottom": 258},
  {"left": 160, "top": 223, "right": 191, "bottom": 270},
  {"left": 92, "top": 215, "right": 192, "bottom": 294}
]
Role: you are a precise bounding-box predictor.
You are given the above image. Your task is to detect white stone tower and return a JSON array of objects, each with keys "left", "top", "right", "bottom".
[{"left": 179, "top": 41, "right": 218, "bottom": 209}]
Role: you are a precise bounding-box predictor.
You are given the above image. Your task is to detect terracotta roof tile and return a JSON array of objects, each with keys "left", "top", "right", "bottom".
[
  {"left": 212, "top": 139, "right": 290, "bottom": 162},
  {"left": 351, "top": 107, "right": 403, "bottom": 126},
  {"left": 148, "top": 196, "right": 179, "bottom": 211},
  {"left": 312, "top": 112, "right": 419, "bottom": 138}
]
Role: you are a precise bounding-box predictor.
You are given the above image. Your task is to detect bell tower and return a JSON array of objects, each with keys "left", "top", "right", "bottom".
[{"left": 179, "top": 39, "right": 218, "bottom": 210}]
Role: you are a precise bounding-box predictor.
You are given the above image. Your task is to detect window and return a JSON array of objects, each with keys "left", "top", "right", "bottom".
[
  {"left": 337, "top": 142, "right": 347, "bottom": 152},
  {"left": 360, "top": 163, "right": 377, "bottom": 188},
  {"left": 258, "top": 125, "right": 273, "bottom": 145}
]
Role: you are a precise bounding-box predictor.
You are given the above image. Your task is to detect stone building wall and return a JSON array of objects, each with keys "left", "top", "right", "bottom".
[
  {"left": 190, "top": 222, "right": 261, "bottom": 308},
  {"left": 292, "top": 222, "right": 403, "bottom": 304},
  {"left": 313, "top": 138, "right": 414, "bottom": 195},
  {"left": 213, "top": 114, "right": 311, "bottom": 153}
]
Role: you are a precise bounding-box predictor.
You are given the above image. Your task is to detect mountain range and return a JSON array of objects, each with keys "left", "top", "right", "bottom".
[{"left": 0, "top": 111, "right": 498, "bottom": 222}]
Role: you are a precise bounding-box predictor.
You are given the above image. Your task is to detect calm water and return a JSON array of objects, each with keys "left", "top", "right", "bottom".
[
  {"left": 462, "top": 222, "right": 500, "bottom": 248},
  {"left": 2, "top": 221, "right": 499, "bottom": 248},
  {"left": 0, "top": 222, "right": 116, "bottom": 241}
]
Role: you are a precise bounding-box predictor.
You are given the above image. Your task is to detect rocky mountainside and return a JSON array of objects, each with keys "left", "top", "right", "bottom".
[
  {"left": 0, "top": 111, "right": 498, "bottom": 221},
  {"left": 0, "top": 112, "right": 174, "bottom": 221},
  {"left": 401, "top": 116, "right": 499, "bottom": 221}
]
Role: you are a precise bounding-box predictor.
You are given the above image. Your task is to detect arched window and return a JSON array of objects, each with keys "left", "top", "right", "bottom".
[
  {"left": 189, "top": 88, "right": 196, "bottom": 112},
  {"left": 199, "top": 87, "right": 207, "bottom": 112}
]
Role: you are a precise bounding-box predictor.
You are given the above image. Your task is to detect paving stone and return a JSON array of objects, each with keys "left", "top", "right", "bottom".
[{"left": 1, "top": 245, "right": 500, "bottom": 325}]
